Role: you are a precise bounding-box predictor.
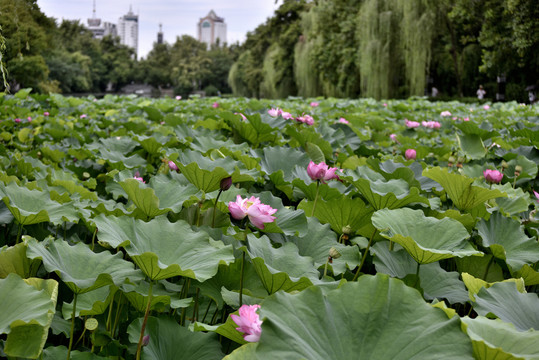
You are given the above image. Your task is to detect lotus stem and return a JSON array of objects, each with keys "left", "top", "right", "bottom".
[
  {"left": 239, "top": 251, "right": 246, "bottom": 307},
  {"left": 112, "top": 293, "right": 124, "bottom": 339},
  {"left": 311, "top": 180, "right": 320, "bottom": 217},
  {"left": 202, "top": 299, "right": 214, "bottom": 323},
  {"left": 67, "top": 293, "right": 78, "bottom": 360},
  {"left": 191, "top": 287, "right": 200, "bottom": 322},
  {"left": 15, "top": 223, "right": 23, "bottom": 244},
  {"left": 136, "top": 281, "right": 153, "bottom": 360},
  {"left": 413, "top": 262, "right": 421, "bottom": 288},
  {"left": 483, "top": 256, "right": 495, "bottom": 281},
  {"left": 212, "top": 189, "right": 223, "bottom": 227},
  {"left": 323, "top": 258, "right": 330, "bottom": 279},
  {"left": 90, "top": 228, "right": 97, "bottom": 251},
  {"left": 353, "top": 229, "right": 377, "bottom": 281}
]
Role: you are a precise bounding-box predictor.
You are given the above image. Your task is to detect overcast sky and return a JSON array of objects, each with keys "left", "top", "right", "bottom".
[{"left": 37, "top": 0, "right": 284, "bottom": 58}]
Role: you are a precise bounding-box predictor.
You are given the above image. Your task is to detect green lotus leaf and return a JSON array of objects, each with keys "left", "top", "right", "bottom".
[
  {"left": 461, "top": 272, "right": 525, "bottom": 302},
  {"left": 128, "top": 316, "right": 223, "bottom": 360},
  {"left": 350, "top": 178, "right": 429, "bottom": 210},
  {"left": 195, "top": 260, "right": 268, "bottom": 310},
  {"left": 371, "top": 243, "right": 468, "bottom": 303},
  {"left": 120, "top": 179, "right": 169, "bottom": 219},
  {"left": 26, "top": 238, "right": 142, "bottom": 294},
  {"left": 457, "top": 134, "right": 487, "bottom": 159},
  {"left": 214, "top": 310, "right": 249, "bottom": 345},
  {"left": 422, "top": 167, "right": 507, "bottom": 211},
  {"left": 62, "top": 285, "right": 116, "bottom": 319},
  {"left": 305, "top": 141, "right": 325, "bottom": 163},
  {"left": 0, "top": 242, "right": 40, "bottom": 278},
  {"left": 493, "top": 183, "right": 531, "bottom": 215},
  {"left": 0, "top": 182, "right": 79, "bottom": 225},
  {"left": 372, "top": 208, "right": 481, "bottom": 264},
  {"left": 97, "top": 148, "right": 147, "bottom": 169},
  {"left": 291, "top": 178, "right": 344, "bottom": 201},
  {"left": 285, "top": 126, "right": 333, "bottom": 159},
  {"left": 298, "top": 196, "right": 374, "bottom": 235},
  {"left": 456, "top": 255, "right": 504, "bottom": 283},
  {"left": 474, "top": 281, "right": 539, "bottom": 331},
  {"left": 224, "top": 112, "right": 276, "bottom": 146},
  {"left": 93, "top": 214, "right": 234, "bottom": 281},
  {"left": 252, "top": 191, "right": 308, "bottom": 236},
  {"left": 258, "top": 146, "right": 310, "bottom": 181},
  {"left": 43, "top": 346, "right": 109, "bottom": 359},
  {"left": 455, "top": 121, "right": 498, "bottom": 139},
  {"left": 514, "top": 265, "right": 539, "bottom": 286},
  {"left": 227, "top": 274, "right": 473, "bottom": 359},
  {"left": 175, "top": 161, "right": 231, "bottom": 193},
  {"left": 462, "top": 316, "right": 539, "bottom": 360},
  {"left": 121, "top": 280, "right": 192, "bottom": 312},
  {"left": 247, "top": 234, "right": 320, "bottom": 294},
  {"left": 0, "top": 274, "right": 58, "bottom": 359},
  {"left": 288, "top": 217, "right": 360, "bottom": 275},
  {"left": 143, "top": 106, "right": 163, "bottom": 122},
  {"left": 477, "top": 212, "right": 539, "bottom": 272}
]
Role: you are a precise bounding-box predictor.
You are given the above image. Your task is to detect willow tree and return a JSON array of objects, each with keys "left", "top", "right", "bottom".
[
  {"left": 294, "top": 10, "right": 321, "bottom": 98},
  {"left": 358, "top": 0, "right": 436, "bottom": 99}
]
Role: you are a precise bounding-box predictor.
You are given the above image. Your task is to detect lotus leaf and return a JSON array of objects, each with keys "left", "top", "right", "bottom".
[
  {"left": 372, "top": 208, "right": 481, "bottom": 264},
  {"left": 0, "top": 273, "right": 58, "bottom": 359},
  {"left": 26, "top": 237, "right": 142, "bottom": 294},
  {"left": 93, "top": 214, "right": 234, "bottom": 281},
  {"left": 227, "top": 274, "right": 473, "bottom": 359},
  {"left": 128, "top": 316, "right": 223, "bottom": 360}
]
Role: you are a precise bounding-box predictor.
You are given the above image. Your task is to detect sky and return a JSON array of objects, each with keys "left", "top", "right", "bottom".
[{"left": 37, "top": 0, "right": 284, "bottom": 58}]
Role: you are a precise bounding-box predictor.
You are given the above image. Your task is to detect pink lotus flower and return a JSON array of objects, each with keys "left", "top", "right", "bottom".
[
  {"left": 463, "top": 117, "right": 470, "bottom": 121},
  {"left": 175, "top": 95, "right": 182, "bottom": 100},
  {"left": 534, "top": 190, "right": 539, "bottom": 201},
  {"left": 452, "top": 117, "right": 458, "bottom": 120},
  {"left": 405, "top": 119, "right": 420, "bottom": 128},
  {"left": 383, "top": 103, "right": 388, "bottom": 107},
  {"left": 134, "top": 176, "right": 145, "bottom": 183},
  {"left": 14, "top": 118, "right": 21, "bottom": 123},
  {"left": 27, "top": 117, "right": 32, "bottom": 122},
  {"left": 231, "top": 305, "right": 262, "bottom": 342},
  {"left": 228, "top": 195, "right": 277, "bottom": 230},
  {"left": 338, "top": 117, "right": 349, "bottom": 124},
  {"left": 212, "top": 102, "right": 219, "bottom": 108},
  {"left": 168, "top": 161, "right": 179, "bottom": 172},
  {"left": 44, "top": 112, "right": 49, "bottom": 116},
  {"left": 421, "top": 121, "right": 441, "bottom": 129},
  {"left": 310, "top": 101, "right": 319, "bottom": 107},
  {"left": 440, "top": 111, "right": 452, "bottom": 117},
  {"left": 483, "top": 169, "right": 503, "bottom": 184},
  {"left": 296, "top": 114, "right": 314, "bottom": 125},
  {"left": 80, "top": 114, "right": 87, "bottom": 119},
  {"left": 307, "top": 161, "right": 339, "bottom": 183},
  {"left": 389, "top": 133, "right": 398, "bottom": 143},
  {"left": 281, "top": 111, "right": 294, "bottom": 120},
  {"left": 483, "top": 104, "right": 490, "bottom": 110},
  {"left": 268, "top": 108, "right": 281, "bottom": 117},
  {"left": 235, "top": 112, "right": 247, "bottom": 121},
  {"left": 405, "top": 149, "right": 417, "bottom": 160}
]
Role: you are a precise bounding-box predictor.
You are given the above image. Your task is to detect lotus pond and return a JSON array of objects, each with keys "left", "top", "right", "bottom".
[{"left": 0, "top": 89, "right": 539, "bottom": 359}]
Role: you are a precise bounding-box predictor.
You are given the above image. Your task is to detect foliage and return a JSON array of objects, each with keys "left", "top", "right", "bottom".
[{"left": 0, "top": 90, "right": 538, "bottom": 358}]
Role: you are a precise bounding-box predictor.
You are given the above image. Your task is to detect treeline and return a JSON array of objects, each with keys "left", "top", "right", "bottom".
[
  {"left": 230, "top": 0, "right": 538, "bottom": 102},
  {"left": 0, "top": 0, "right": 236, "bottom": 95}
]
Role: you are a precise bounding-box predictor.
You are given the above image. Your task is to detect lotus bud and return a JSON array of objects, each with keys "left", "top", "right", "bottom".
[
  {"left": 220, "top": 176, "right": 232, "bottom": 191},
  {"left": 448, "top": 156, "right": 455, "bottom": 167},
  {"left": 342, "top": 225, "right": 352, "bottom": 235},
  {"left": 142, "top": 335, "right": 150, "bottom": 346},
  {"left": 501, "top": 160, "right": 509, "bottom": 170},
  {"left": 329, "top": 247, "right": 342, "bottom": 259},
  {"left": 515, "top": 165, "right": 522, "bottom": 177}
]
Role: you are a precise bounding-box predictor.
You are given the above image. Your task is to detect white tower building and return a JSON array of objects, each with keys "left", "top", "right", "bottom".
[
  {"left": 118, "top": 6, "right": 138, "bottom": 57},
  {"left": 86, "top": 0, "right": 117, "bottom": 39},
  {"left": 198, "top": 10, "right": 227, "bottom": 48}
]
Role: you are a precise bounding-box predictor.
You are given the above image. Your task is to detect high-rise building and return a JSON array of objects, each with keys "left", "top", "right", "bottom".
[
  {"left": 118, "top": 6, "right": 138, "bottom": 57},
  {"left": 86, "top": 0, "right": 117, "bottom": 39},
  {"left": 197, "top": 10, "right": 226, "bottom": 48},
  {"left": 157, "top": 23, "right": 164, "bottom": 44}
]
